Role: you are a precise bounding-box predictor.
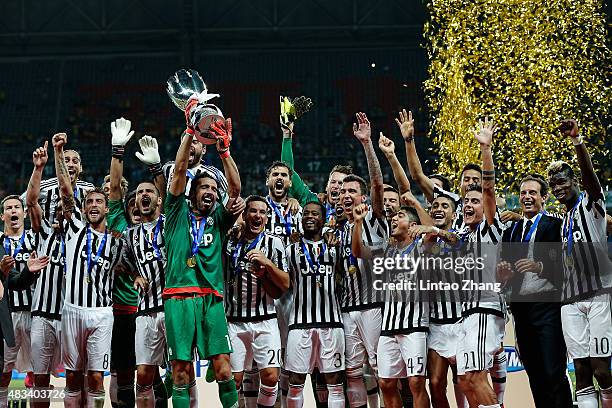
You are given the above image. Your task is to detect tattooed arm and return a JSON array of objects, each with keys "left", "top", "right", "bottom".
[{"left": 52, "top": 133, "right": 75, "bottom": 219}]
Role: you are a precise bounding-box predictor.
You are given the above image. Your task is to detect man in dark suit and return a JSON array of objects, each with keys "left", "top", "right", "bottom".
[
  {"left": 0, "top": 246, "right": 49, "bottom": 372},
  {"left": 497, "top": 175, "right": 573, "bottom": 408}
]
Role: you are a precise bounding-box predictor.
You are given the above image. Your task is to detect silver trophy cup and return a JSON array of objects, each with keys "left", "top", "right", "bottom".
[{"left": 166, "top": 68, "right": 224, "bottom": 145}]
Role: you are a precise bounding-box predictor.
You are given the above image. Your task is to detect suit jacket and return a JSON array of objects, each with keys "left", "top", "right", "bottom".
[
  {"left": 501, "top": 214, "right": 563, "bottom": 302},
  {"left": 0, "top": 244, "right": 37, "bottom": 348}
]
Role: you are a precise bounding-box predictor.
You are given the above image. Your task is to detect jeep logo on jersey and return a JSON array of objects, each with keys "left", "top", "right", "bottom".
[
  {"left": 14, "top": 252, "right": 31, "bottom": 262},
  {"left": 50, "top": 253, "right": 65, "bottom": 266},
  {"left": 304, "top": 264, "right": 333, "bottom": 275},
  {"left": 201, "top": 233, "right": 214, "bottom": 247},
  {"left": 273, "top": 225, "right": 286, "bottom": 236},
  {"left": 137, "top": 248, "right": 165, "bottom": 264},
  {"left": 79, "top": 250, "right": 111, "bottom": 271}
]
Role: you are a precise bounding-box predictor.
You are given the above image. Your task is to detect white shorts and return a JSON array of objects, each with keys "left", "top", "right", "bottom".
[
  {"left": 30, "top": 316, "right": 62, "bottom": 375},
  {"left": 456, "top": 313, "right": 504, "bottom": 375},
  {"left": 228, "top": 319, "right": 282, "bottom": 373},
  {"left": 3, "top": 311, "right": 32, "bottom": 373},
  {"left": 342, "top": 308, "right": 381, "bottom": 370},
  {"left": 135, "top": 312, "right": 166, "bottom": 366},
  {"left": 275, "top": 292, "right": 294, "bottom": 356},
  {"left": 61, "top": 303, "right": 114, "bottom": 372},
  {"left": 285, "top": 327, "right": 345, "bottom": 374},
  {"left": 561, "top": 293, "right": 612, "bottom": 359},
  {"left": 377, "top": 332, "right": 428, "bottom": 378},
  {"left": 428, "top": 322, "right": 461, "bottom": 361}
]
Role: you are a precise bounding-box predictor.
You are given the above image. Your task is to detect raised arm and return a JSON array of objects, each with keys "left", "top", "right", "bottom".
[
  {"left": 135, "top": 135, "right": 166, "bottom": 203},
  {"left": 52, "top": 133, "right": 75, "bottom": 217},
  {"left": 400, "top": 191, "right": 434, "bottom": 227},
  {"left": 169, "top": 132, "right": 193, "bottom": 197},
  {"left": 353, "top": 113, "right": 384, "bottom": 219},
  {"left": 474, "top": 117, "right": 498, "bottom": 225},
  {"left": 109, "top": 117, "right": 135, "bottom": 201},
  {"left": 26, "top": 142, "right": 48, "bottom": 233},
  {"left": 560, "top": 119, "right": 601, "bottom": 199},
  {"left": 209, "top": 118, "right": 241, "bottom": 200},
  {"left": 396, "top": 109, "right": 435, "bottom": 201},
  {"left": 378, "top": 132, "right": 411, "bottom": 194},
  {"left": 351, "top": 204, "right": 372, "bottom": 259},
  {"left": 281, "top": 123, "right": 320, "bottom": 206}
]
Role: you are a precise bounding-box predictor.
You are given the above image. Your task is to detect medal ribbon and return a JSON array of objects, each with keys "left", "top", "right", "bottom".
[
  {"left": 301, "top": 239, "right": 327, "bottom": 276},
  {"left": 267, "top": 197, "right": 293, "bottom": 236},
  {"left": 189, "top": 213, "right": 209, "bottom": 257},
  {"left": 141, "top": 216, "right": 163, "bottom": 260},
  {"left": 510, "top": 212, "right": 544, "bottom": 242},
  {"left": 401, "top": 237, "right": 421, "bottom": 257},
  {"left": 3, "top": 231, "right": 26, "bottom": 258},
  {"left": 563, "top": 192, "right": 583, "bottom": 256},
  {"left": 86, "top": 226, "right": 108, "bottom": 279},
  {"left": 325, "top": 203, "right": 335, "bottom": 222},
  {"left": 232, "top": 232, "right": 265, "bottom": 278}
]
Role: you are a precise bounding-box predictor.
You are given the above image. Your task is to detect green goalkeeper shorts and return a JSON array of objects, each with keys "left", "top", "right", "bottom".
[{"left": 164, "top": 295, "right": 232, "bottom": 361}]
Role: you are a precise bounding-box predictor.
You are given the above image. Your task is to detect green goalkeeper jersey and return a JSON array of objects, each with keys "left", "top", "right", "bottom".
[{"left": 163, "top": 191, "right": 234, "bottom": 298}]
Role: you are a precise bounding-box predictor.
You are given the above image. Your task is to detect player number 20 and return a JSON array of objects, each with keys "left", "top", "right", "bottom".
[{"left": 267, "top": 349, "right": 282, "bottom": 365}]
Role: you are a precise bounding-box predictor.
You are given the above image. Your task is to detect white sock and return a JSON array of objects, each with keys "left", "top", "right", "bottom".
[
  {"left": 577, "top": 386, "right": 599, "bottom": 408},
  {"left": 188, "top": 380, "right": 198, "bottom": 408},
  {"left": 478, "top": 405, "right": 501, "bottom": 408},
  {"left": 600, "top": 385, "right": 612, "bottom": 408},
  {"left": 136, "top": 383, "right": 154, "bottom": 408},
  {"left": 87, "top": 390, "right": 105, "bottom": 408},
  {"left": 280, "top": 369, "right": 289, "bottom": 408},
  {"left": 287, "top": 384, "right": 304, "bottom": 408},
  {"left": 453, "top": 382, "right": 468, "bottom": 408},
  {"left": 490, "top": 353, "right": 507, "bottom": 404},
  {"left": 257, "top": 383, "right": 278, "bottom": 408},
  {"left": 64, "top": 388, "right": 82, "bottom": 408},
  {"left": 110, "top": 372, "right": 118, "bottom": 405},
  {"left": 243, "top": 368, "right": 260, "bottom": 408},
  {"left": 327, "top": 384, "right": 345, "bottom": 408},
  {"left": 364, "top": 372, "right": 379, "bottom": 408},
  {"left": 346, "top": 367, "right": 367, "bottom": 408}
]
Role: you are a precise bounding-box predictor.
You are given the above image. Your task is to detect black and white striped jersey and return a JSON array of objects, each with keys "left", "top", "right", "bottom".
[
  {"left": 31, "top": 214, "right": 77, "bottom": 320},
  {"left": 63, "top": 216, "right": 124, "bottom": 308},
  {"left": 224, "top": 231, "right": 288, "bottom": 322},
  {"left": 427, "top": 237, "right": 463, "bottom": 324},
  {"left": 560, "top": 190, "right": 611, "bottom": 302},
  {"left": 265, "top": 197, "right": 303, "bottom": 246},
  {"left": 339, "top": 209, "right": 388, "bottom": 311},
  {"left": 459, "top": 214, "right": 505, "bottom": 318},
  {"left": 163, "top": 161, "right": 228, "bottom": 201},
  {"left": 432, "top": 185, "right": 463, "bottom": 231},
  {"left": 379, "top": 241, "right": 429, "bottom": 335},
  {"left": 1, "top": 230, "right": 37, "bottom": 311},
  {"left": 21, "top": 178, "right": 94, "bottom": 225},
  {"left": 122, "top": 216, "right": 166, "bottom": 314},
  {"left": 285, "top": 238, "right": 343, "bottom": 329}
]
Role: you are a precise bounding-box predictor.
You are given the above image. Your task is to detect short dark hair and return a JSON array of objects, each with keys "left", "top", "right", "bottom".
[
  {"left": 342, "top": 174, "right": 368, "bottom": 195},
  {"left": 520, "top": 175, "right": 548, "bottom": 197},
  {"left": 383, "top": 185, "right": 399, "bottom": 195},
  {"left": 265, "top": 161, "right": 293, "bottom": 179},
  {"left": 85, "top": 187, "right": 109, "bottom": 206},
  {"left": 304, "top": 200, "right": 327, "bottom": 220},
  {"left": 245, "top": 195, "right": 269, "bottom": 211},
  {"left": 465, "top": 183, "right": 483, "bottom": 194},
  {"left": 136, "top": 180, "right": 161, "bottom": 196},
  {"left": 329, "top": 165, "right": 352, "bottom": 178},
  {"left": 398, "top": 205, "right": 420, "bottom": 224},
  {"left": 431, "top": 195, "right": 457, "bottom": 211},
  {"left": 1, "top": 195, "right": 23, "bottom": 212},
  {"left": 124, "top": 190, "right": 137, "bottom": 216},
  {"left": 461, "top": 163, "right": 482, "bottom": 177},
  {"left": 429, "top": 173, "right": 451, "bottom": 192},
  {"left": 189, "top": 173, "right": 219, "bottom": 200}
]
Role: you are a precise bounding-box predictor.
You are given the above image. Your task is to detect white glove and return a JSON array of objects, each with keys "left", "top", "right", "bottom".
[
  {"left": 111, "top": 117, "right": 134, "bottom": 146},
  {"left": 135, "top": 135, "right": 161, "bottom": 165}
]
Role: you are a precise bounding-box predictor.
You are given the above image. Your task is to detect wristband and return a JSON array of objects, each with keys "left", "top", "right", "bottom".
[
  {"left": 432, "top": 226, "right": 440, "bottom": 235},
  {"left": 112, "top": 145, "right": 125, "bottom": 159},
  {"left": 571, "top": 135, "right": 583, "bottom": 146},
  {"left": 404, "top": 136, "right": 414, "bottom": 143},
  {"left": 482, "top": 170, "right": 495, "bottom": 175},
  {"left": 219, "top": 149, "right": 230, "bottom": 159},
  {"left": 148, "top": 162, "right": 163, "bottom": 177}
]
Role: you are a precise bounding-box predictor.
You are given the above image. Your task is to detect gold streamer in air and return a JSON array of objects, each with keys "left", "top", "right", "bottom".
[{"left": 423, "top": 0, "right": 611, "bottom": 193}]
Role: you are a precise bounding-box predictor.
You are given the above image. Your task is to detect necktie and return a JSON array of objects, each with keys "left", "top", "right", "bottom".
[{"left": 522, "top": 220, "right": 533, "bottom": 242}]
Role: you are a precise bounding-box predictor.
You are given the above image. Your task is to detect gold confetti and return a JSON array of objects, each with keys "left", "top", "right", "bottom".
[{"left": 423, "top": 0, "right": 611, "bottom": 192}]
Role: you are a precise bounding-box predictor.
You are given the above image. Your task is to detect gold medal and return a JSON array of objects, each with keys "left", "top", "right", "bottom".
[
  {"left": 564, "top": 253, "right": 574, "bottom": 269},
  {"left": 186, "top": 256, "right": 197, "bottom": 268},
  {"left": 348, "top": 265, "right": 358, "bottom": 274},
  {"left": 316, "top": 277, "right": 322, "bottom": 288},
  {"left": 431, "top": 243, "right": 441, "bottom": 255},
  {"left": 86, "top": 276, "right": 91, "bottom": 284}
]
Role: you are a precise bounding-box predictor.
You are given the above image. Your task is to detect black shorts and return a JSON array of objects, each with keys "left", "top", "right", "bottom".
[{"left": 110, "top": 313, "right": 136, "bottom": 370}]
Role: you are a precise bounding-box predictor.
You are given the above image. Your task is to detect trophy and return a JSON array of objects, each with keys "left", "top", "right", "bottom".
[{"left": 166, "top": 68, "right": 224, "bottom": 145}]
